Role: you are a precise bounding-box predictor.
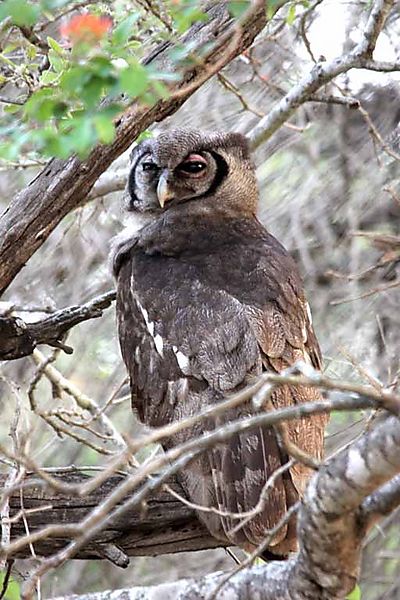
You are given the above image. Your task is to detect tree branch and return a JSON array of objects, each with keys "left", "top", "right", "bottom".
[
  {"left": 0, "top": 290, "right": 116, "bottom": 360},
  {"left": 0, "top": 471, "right": 221, "bottom": 562},
  {"left": 248, "top": 0, "right": 395, "bottom": 149},
  {"left": 47, "top": 413, "right": 400, "bottom": 600}
]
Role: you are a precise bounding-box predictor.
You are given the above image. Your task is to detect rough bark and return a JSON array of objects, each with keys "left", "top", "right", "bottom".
[{"left": 2, "top": 471, "right": 222, "bottom": 561}]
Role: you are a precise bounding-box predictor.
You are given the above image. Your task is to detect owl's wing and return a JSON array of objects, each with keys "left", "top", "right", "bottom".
[
  {"left": 246, "top": 295, "right": 327, "bottom": 499},
  {"left": 116, "top": 242, "right": 326, "bottom": 556}
]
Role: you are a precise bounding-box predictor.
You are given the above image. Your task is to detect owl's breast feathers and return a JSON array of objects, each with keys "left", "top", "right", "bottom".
[{"left": 114, "top": 213, "right": 327, "bottom": 556}]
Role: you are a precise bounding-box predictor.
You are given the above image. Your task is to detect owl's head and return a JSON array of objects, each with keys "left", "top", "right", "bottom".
[{"left": 126, "top": 129, "right": 258, "bottom": 216}]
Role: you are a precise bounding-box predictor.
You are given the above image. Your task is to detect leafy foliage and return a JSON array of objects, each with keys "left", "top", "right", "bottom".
[
  {"left": 0, "top": 571, "right": 20, "bottom": 600},
  {"left": 347, "top": 584, "right": 362, "bottom": 600},
  {"left": 0, "top": 0, "right": 211, "bottom": 159}
]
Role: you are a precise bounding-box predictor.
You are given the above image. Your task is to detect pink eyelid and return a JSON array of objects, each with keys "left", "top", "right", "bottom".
[{"left": 184, "top": 153, "right": 207, "bottom": 164}]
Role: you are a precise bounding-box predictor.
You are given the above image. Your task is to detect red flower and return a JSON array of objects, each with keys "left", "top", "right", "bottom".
[{"left": 60, "top": 14, "right": 112, "bottom": 45}]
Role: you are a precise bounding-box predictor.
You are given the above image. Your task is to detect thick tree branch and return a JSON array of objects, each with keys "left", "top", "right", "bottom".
[
  {"left": 0, "top": 1, "right": 284, "bottom": 297},
  {"left": 48, "top": 413, "right": 400, "bottom": 600},
  {"left": 0, "top": 290, "right": 116, "bottom": 360},
  {"left": 0, "top": 471, "right": 221, "bottom": 562}
]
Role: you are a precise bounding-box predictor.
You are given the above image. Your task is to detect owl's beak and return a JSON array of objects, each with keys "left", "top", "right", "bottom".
[{"left": 157, "top": 173, "right": 175, "bottom": 208}]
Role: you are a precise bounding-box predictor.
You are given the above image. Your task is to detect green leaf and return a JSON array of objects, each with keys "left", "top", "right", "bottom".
[
  {"left": 26, "top": 45, "right": 37, "bottom": 60},
  {"left": 94, "top": 115, "right": 115, "bottom": 144},
  {"left": 24, "top": 88, "right": 56, "bottom": 121},
  {"left": 80, "top": 75, "right": 105, "bottom": 108},
  {"left": 90, "top": 56, "right": 114, "bottom": 78},
  {"left": 43, "top": 134, "right": 71, "bottom": 158},
  {"left": 48, "top": 49, "right": 65, "bottom": 73},
  {"left": 60, "top": 66, "right": 90, "bottom": 93},
  {"left": 69, "top": 117, "right": 97, "bottom": 156},
  {"left": 0, "top": 571, "right": 21, "bottom": 600},
  {"left": 40, "top": 70, "right": 59, "bottom": 85},
  {"left": 346, "top": 584, "right": 361, "bottom": 600},
  {"left": 287, "top": 4, "right": 296, "bottom": 25},
  {"left": 112, "top": 13, "right": 140, "bottom": 46},
  {"left": 0, "top": 0, "right": 40, "bottom": 27},
  {"left": 118, "top": 62, "right": 149, "bottom": 97},
  {"left": 47, "top": 36, "right": 64, "bottom": 56}
]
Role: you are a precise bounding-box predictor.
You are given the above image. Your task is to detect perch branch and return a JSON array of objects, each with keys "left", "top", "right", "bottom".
[{"left": 47, "top": 413, "right": 400, "bottom": 600}]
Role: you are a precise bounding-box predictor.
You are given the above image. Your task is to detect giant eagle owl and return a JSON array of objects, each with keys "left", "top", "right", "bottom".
[{"left": 112, "top": 129, "right": 327, "bottom": 559}]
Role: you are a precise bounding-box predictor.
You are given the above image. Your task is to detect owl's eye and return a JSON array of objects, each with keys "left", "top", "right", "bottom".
[
  {"left": 178, "top": 154, "right": 208, "bottom": 175},
  {"left": 142, "top": 161, "right": 157, "bottom": 172}
]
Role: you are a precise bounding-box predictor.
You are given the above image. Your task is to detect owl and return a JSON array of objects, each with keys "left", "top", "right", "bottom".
[{"left": 112, "top": 129, "right": 328, "bottom": 559}]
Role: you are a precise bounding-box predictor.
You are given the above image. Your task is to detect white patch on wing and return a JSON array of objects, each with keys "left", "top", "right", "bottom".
[
  {"left": 306, "top": 301, "right": 313, "bottom": 325},
  {"left": 172, "top": 345, "right": 190, "bottom": 374},
  {"left": 133, "top": 292, "right": 164, "bottom": 357},
  {"left": 153, "top": 334, "right": 164, "bottom": 357},
  {"left": 136, "top": 299, "right": 155, "bottom": 337},
  {"left": 345, "top": 447, "right": 370, "bottom": 486}
]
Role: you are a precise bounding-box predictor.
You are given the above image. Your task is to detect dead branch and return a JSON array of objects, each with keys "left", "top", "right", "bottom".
[
  {"left": 0, "top": 290, "right": 116, "bottom": 360},
  {"left": 0, "top": 470, "right": 220, "bottom": 562}
]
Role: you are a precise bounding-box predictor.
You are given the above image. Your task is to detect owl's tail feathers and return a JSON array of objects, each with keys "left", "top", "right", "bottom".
[{"left": 209, "top": 425, "right": 298, "bottom": 555}]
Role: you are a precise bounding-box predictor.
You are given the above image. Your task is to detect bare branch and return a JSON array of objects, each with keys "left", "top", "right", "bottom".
[
  {"left": 249, "top": 0, "right": 396, "bottom": 149},
  {"left": 47, "top": 413, "right": 400, "bottom": 600},
  {"left": 358, "top": 0, "right": 394, "bottom": 58},
  {"left": 0, "top": 290, "right": 116, "bottom": 360}
]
